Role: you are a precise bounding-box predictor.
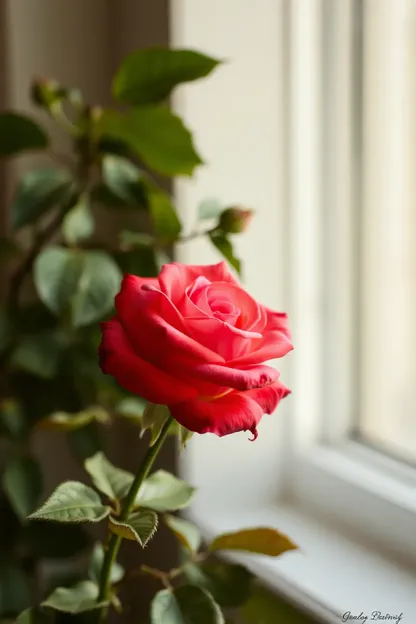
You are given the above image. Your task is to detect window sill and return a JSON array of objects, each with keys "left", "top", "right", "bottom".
[{"left": 186, "top": 503, "right": 416, "bottom": 624}]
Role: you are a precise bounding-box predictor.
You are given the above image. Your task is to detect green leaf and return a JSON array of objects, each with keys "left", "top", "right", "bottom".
[
  {"left": 84, "top": 452, "right": 133, "bottom": 501},
  {"left": 0, "top": 112, "right": 48, "bottom": 157},
  {"left": 71, "top": 252, "right": 122, "bottom": 327},
  {"left": 37, "top": 406, "right": 108, "bottom": 431},
  {"left": 165, "top": 514, "right": 201, "bottom": 553},
  {"left": 147, "top": 185, "right": 181, "bottom": 240},
  {"left": 135, "top": 470, "right": 195, "bottom": 512},
  {"left": 29, "top": 481, "right": 111, "bottom": 523},
  {"left": 102, "top": 155, "right": 147, "bottom": 206},
  {"left": 115, "top": 397, "right": 147, "bottom": 425},
  {"left": 0, "top": 564, "right": 31, "bottom": 616},
  {"left": 34, "top": 246, "right": 122, "bottom": 327},
  {"left": 142, "top": 403, "right": 170, "bottom": 445},
  {"left": 42, "top": 581, "right": 107, "bottom": 613},
  {"left": 15, "top": 608, "right": 51, "bottom": 623},
  {"left": 2, "top": 456, "right": 43, "bottom": 520},
  {"left": 25, "top": 522, "right": 91, "bottom": 559},
  {"left": 11, "top": 168, "right": 73, "bottom": 230},
  {"left": 151, "top": 586, "right": 224, "bottom": 624},
  {"left": 198, "top": 198, "right": 223, "bottom": 221},
  {"left": 34, "top": 246, "right": 83, "bottom": 314},
  {"left": 10, "top": 332, "right": 65, "bottom": 379},
  {"left": 62, "top": 193, "right": 94, "bottom": 244},
  {"left": 89, "top": 542, "right": 124, "bottom": 585},
  {"left": 184, "top": 561, "right": 253, "bottom": 608},
  {"left": 209, "top": 527, "right": 298, "bottom": 557},
  {"left": 151, "top": 589, "right": 181, "bottom": 624},
  {"left": 209, "top": 231, "right": 241, "bottom": 275},
  {"left": 97, "top": 107, "right": 202, "bottom": 177},
  {"left": 241, "top": 584, "right": 310, "bottom": 624},
  {"left": 113, "top": 47, "right": 221, "bottom": 106},
  {"left": 109, "top": 510, "right": 158, "bottom": 546}
]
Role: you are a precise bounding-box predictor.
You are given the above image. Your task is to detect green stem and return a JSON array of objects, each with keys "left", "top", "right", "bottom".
[
  {"left": 179, "top": 227, "right": 216, "bottom": 243},
  {"left": 97, "top": 415, "right": 174, "bottom": 620}
]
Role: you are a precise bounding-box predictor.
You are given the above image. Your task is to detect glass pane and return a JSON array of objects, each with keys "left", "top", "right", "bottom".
[{"left": 357, "top": 0, "right": 416, "bottom": 463}]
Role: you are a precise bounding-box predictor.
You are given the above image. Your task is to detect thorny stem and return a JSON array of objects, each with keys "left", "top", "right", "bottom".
[{"left": 97, "top": 415, "right": 174, "bottom": 621}]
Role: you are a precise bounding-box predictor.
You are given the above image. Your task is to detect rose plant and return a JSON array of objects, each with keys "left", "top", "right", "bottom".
[
  {"left": 26, "top": 261, "right": 295, "bottom": 623},
  {"left": 0, "top": 45, "right": 297, "bottom": 623}
]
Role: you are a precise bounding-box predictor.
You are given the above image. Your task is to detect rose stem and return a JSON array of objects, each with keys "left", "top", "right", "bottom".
[{"left": 97, "top": 414, "right": 175, "bottom": 621}]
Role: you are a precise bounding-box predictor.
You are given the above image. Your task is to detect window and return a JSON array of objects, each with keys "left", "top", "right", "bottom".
[
  {"left": 355, "top": 0, "right": 416, "bottom": 465},
  {"left": 288, "top": 0, "right": 416, "bottom": 565},
  {"left": 172, "top": 0, "right": 416, "bottom": 620}
]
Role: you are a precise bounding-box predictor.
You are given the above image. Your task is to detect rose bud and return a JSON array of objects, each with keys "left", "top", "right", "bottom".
[
  {"left": 99, "top": 262, "right": 292, "bottom": 441},
  {"left": 30, "top": 78, "right": 63, "bottom": 108},
  {"left": 218, "top": 206, "right": 254, "bottom": 234}
]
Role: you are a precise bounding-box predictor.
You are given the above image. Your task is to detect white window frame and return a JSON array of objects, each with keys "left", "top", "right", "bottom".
[
  {"left": 286, "top": 0, "right": 416, "bottom": 566},
  {"left": 171, "top": 0, "right": 416, "bottom": 621}
]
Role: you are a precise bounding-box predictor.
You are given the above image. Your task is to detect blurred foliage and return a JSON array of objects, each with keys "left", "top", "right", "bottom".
[
  {"left": 0, "top": 45, "right": 279, "bottom": 623},
  {"left": 241, "top": 584, "right": 319, "bottom": 624}
]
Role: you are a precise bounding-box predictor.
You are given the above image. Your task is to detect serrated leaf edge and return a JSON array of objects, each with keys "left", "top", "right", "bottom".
[
  {"left": 28, "top": 480, "right": 111, "bottom": 523},
  {"left": 108, "top": 511, "right": 158, "bottom": 547}
]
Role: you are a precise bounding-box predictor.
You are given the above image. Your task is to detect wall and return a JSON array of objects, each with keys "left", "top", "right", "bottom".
[{"left": 171, "top": 0, "right": 292, "bottom": 512}]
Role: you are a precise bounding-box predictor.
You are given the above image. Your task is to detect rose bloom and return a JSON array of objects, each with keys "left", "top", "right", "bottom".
[{"left": 99, "top": 262, "right": 293, "bottom": 440}]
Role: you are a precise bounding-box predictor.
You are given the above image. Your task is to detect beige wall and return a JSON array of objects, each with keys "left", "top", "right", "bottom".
[{"left": 5, "top": 0, "right": 169, "bottom": 108}]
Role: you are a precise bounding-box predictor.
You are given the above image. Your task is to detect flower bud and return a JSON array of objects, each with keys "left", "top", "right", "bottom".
[
  {"left": 218, "top": 206, "right": 254, "bottom": 234},
  {"left": 30, "top": 78, "right": 63, "bottom": 108}
]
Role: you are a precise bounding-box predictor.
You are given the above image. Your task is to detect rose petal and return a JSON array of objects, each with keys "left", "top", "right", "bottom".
[
  {"left": 205, "top": 282, "right": 265, "bottom": 331},
  {"left": 245, "top": 379, "right": 291, "bottom": 413},
  {"left": 184, "top": 316, "right": 261, "bottom": 360},
  {"left": 99, "top": 319, "right": 197, "bottom": 404},
  {"left": 169, "top": 380, "right": 290, "bottom": 438},
  {"left": 169, "top": 391, "right": 264, "bottom": 438},
  {"left": 265, "top": 309, "right": 292, "bottom": 337},
  {"left": 116, "top": 274, "right": 184, "bottom": 333},
  {"left": 228, "top": 311, "right": 293, "bottom": 365},
  {"left": 190, "top": 363, "right": 279, "bottom": 391},
  {"left": 158, "top": 261, "right": 240, "bottom": 302},
  {"left": 181, "top": 276, "right": 213, "bottom": 317},
  {"left": 116, "top": 276, "right": 224, "bottom": 367}
]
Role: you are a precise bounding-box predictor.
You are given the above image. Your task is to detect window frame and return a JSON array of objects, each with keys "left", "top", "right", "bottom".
[{"left": 285, "top": 0, "right": 416, "bottom": 567}]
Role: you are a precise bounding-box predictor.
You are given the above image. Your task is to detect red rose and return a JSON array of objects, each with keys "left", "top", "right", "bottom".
[{"left": 99, "top": 262, "right": 292, "bottom": 440}]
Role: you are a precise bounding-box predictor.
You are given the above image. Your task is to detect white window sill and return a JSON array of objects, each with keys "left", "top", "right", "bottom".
[{"left": 186, "top": 503, "right": 416, "bottom": 624}]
